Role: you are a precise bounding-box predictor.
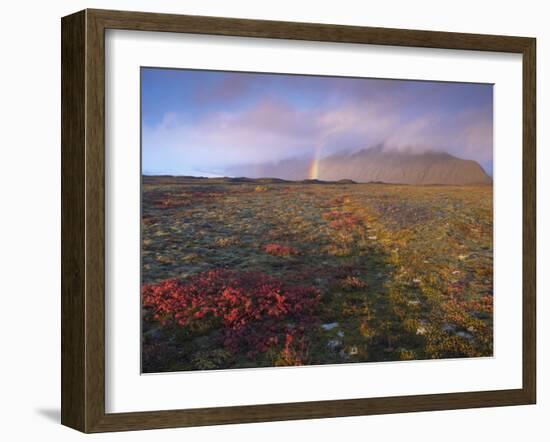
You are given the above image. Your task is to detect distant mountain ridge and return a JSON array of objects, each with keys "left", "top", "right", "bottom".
[{"left": 228, "top": 146, "right": 492, "bottom": 185}]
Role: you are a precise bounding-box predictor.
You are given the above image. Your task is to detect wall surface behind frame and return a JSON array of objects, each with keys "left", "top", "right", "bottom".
[{"left": 0, "top": 0, "right": 547, "bottom": 441}]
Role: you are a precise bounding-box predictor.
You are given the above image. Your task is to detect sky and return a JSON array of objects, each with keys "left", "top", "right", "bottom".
[{"left": 141, "top": 68, "right": 493, "bottom": 177}]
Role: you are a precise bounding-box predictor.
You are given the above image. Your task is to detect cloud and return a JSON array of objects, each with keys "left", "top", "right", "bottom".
[
  {"left": 383, "top": 107, "right": 493, "bottom": 163},
  {"left": 143, "top": 99, "right": 401, "bottom": 173},
  {"left": 193, "top": 73, "right": 253, "bottom": 104},
  {"left": 142, "top": 74, "right": 493, "bottom": 176}
]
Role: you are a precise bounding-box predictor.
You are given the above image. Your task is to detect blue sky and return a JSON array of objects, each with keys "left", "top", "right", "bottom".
[{"left": 141, "top": 68, "right": 493, "bottom": 176}]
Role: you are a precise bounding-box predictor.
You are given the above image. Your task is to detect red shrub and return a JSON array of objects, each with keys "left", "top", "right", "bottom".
[
  {"left": 466, "top": 295, "right": 493, "bottom": 315},
  {"left": 154, "top": 198, "right": 189, "bottom": 209},
  {"left": 277, "top": 332, "right": 309, "bottom": 366},
  {"left": 323, "top": 211, "right": 363, "bottom": 230},
  {"left": 190, "top": 191, "right": 222, "bottom": 199},
  {"left": 142, "top": 270, "right": 320, "bottom": 358},
  {"left": 264, "top": 243, "right": 298, "bottom": 256},
  {"left": 282, "top": 187, "right": 299, "bottom": 194}
]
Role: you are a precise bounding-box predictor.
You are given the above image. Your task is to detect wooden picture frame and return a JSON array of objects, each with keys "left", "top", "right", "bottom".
[{"left": 61, "top": 8, "right": 536, "bottom": 433}]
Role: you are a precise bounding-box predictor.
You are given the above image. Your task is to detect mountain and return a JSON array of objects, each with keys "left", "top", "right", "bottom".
[
  {"left": 316, "top": 147, "right": 492, "bottom": 185},
  {"left": 228, "top": 147, "right": 492, "bottom": 185}
]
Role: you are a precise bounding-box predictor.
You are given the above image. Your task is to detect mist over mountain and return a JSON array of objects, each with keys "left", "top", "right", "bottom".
[{"left": 227, "top": 146, "right": 492, "bottom": 185}]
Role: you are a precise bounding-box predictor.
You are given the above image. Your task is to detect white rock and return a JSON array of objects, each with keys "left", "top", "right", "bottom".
[
  {"left": 442, "top": 323, "right": 456, "bottom": 333},
  {"left": 457, "top": 331, "right": 473, "bottom": 340},
  {"left": 322, "top": 322, "right": 339, "bottom": 331},
  {"left": 416, "top": 326, "right": 427, "bottom": 335}
]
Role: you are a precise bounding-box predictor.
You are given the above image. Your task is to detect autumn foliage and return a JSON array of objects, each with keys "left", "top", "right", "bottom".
[
  {"left": 142, "top": 269, "right": 320, "bottom": 360},
  {"left": 264, "top": 243, "right": 298, "bottom": 256},
  {"left": 323, "top": 210, "right": 363, "bottom": 230}
]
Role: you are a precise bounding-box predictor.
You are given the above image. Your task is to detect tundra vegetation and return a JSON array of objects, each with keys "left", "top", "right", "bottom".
[{"left": 141, "top": 176, "right": 493, "bottom": 373}]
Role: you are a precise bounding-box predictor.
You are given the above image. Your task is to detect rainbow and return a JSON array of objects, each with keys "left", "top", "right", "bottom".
[{"left": 308, "top": 145, "right": 322, "bottom": 179}]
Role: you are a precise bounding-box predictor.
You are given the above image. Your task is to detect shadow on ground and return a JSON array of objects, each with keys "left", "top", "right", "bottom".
[{"left": 35, "top": 408, "right": 60, "bottom": 423}]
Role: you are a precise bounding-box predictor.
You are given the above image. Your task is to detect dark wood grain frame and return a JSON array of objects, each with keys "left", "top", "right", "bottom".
[{"left": 61, "top": 8, "right": 536, "bottom": 433}]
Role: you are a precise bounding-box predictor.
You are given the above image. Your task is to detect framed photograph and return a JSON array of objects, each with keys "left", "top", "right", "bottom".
[{"left": 61, "top": 9, "right": 536, "bottom": 433}]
